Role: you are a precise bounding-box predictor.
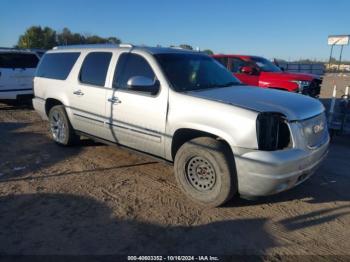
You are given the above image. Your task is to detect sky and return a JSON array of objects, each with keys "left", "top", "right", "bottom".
[{"left": 1, "top": 0, "right": 349, "bottom": 61}]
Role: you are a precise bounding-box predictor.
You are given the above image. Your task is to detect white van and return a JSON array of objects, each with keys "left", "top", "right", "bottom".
[{"left": 0, "top": 49, "right": 40, "bottom": 100}]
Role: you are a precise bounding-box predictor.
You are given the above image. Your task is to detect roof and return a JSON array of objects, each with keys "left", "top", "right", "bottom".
[
  {"left": 51, "top": 43, "right": 202, "bottom": 55},
  {"left": 212, "top": 54, "right": 262, "bottom": 60},
  {"left": 0, "top": 47, "right": 40, "bottom": 54},
  {"left": 53, "top": 43, "right": 124, "bottom": 50}
]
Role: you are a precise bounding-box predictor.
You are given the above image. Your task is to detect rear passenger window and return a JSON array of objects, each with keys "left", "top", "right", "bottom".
[
  {"left": 0, "top": 53, "right": 39, "bottom": 68},
  {"left": 79, "top": 52, "right": 112, "bottom": 86},
  {"left": 36, "top": 52, "right": 80, "bottom": 80}
]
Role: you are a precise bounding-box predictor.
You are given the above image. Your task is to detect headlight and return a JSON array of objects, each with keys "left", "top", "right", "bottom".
[
  {"left": 256, "top": 113, "right": 291, "bottom": 151},
  {"left": 291, "top": 80, "right": 311, "bottom": 93}
]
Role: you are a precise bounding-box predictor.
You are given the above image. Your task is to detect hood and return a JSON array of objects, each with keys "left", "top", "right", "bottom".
[
  {"left": 188, "top": 85, "right": 324, "bottom": 121},
  {"left": 260, "top": 71, "right": 319, "bottom": 81}
]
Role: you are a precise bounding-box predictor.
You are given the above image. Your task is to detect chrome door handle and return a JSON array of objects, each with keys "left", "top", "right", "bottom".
[
  {"left": 73, "top": 90, "right": 84, "bottom": 96},
  {"left": 108, "top": 97, "right": 122, "bottom": 104}
]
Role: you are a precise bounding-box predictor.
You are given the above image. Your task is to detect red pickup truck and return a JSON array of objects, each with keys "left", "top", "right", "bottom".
[{"left": 212, "top": 54, "right": 322, "bottom": 97}]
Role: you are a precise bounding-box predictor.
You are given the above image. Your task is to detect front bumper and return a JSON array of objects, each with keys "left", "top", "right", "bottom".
[
  {"left": 0, "top": 89, "right": 33, "bottom": 100},
  {"left": 234, "top": 137, "right": 329, "bottom": 197},
  {"left": 300, "top": 79, "right": 322, "bottom": 97}
]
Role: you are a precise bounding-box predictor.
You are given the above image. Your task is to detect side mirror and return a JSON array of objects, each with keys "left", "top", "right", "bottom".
[
  {"left": 241, "top": 66, "right": 254, "bottom": 75},
  {"left": 127, "top": 76, "right": 159, "bottom": 94}
]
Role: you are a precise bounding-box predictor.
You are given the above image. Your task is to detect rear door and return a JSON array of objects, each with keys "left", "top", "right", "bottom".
[
  {"left": 229, "top": 57, "right": 260, "bottom": 86},
  {"left": 68, "top": 51, "right": 112, "bottom": 140},
  {"left": 0, "top": 52, "right": 39, "bottom": 92}
]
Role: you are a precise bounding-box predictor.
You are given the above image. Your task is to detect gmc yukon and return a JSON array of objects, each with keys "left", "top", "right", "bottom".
[{"left": 33, "top": 44, "right": 329, "bottom": 207}]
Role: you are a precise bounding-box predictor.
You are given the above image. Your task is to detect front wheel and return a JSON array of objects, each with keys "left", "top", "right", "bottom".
[
  {"left": 174, "top": 137, "right": 237, "bottom": 207},
  {"left": 48, "top": 105, "right": 79, "bottom": 146}
]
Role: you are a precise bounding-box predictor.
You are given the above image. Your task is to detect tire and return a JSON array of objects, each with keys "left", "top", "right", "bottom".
[
  {"left": 174, "top": 137, "right": 237, "bottom": 207},
  {"left": 48, "top": 105, "right": 80, "bottom": 146}
]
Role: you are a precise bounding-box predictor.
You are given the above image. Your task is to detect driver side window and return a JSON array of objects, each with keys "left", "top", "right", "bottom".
[
  {"left": 113, "top": 53, "right": 157, "bottom": 92},
  {"left": 229, "top": 58, "right": 248, "bottom": 73}
]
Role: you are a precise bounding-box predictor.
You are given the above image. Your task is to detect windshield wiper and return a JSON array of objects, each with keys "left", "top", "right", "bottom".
[
  {"left": 215, "top": 81, "right": 241, "bottom": 87},
  {"left": 180, "top": 82, "right": 242, "bottom": 92}
]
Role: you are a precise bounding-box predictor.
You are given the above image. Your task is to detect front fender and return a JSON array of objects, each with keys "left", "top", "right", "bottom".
[{"left": 165, "top": 91, "right": 259, "bottom": 161}]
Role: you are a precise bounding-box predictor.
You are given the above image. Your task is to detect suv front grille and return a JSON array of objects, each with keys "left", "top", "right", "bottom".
[
  {"left": 300, "top": 113, "right": 328, "bottom": 149},
  {"left": 303, "top": 79, "right": 321, "bottom": 97}
]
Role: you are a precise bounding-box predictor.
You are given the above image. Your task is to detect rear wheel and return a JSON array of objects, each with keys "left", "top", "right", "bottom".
[
  {"left": 48, "top": 105, "right": 79, "bottom": 146},
  {"left": 174, "top": 137, "right": 237, "bottom": 207}
]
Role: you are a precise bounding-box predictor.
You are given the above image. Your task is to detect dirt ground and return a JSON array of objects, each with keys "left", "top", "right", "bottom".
[{"left": 0, "top": 74, "right": 350, "bottom": 257}]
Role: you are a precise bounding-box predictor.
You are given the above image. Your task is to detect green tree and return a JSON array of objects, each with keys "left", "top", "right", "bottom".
[
  {"left": 179, "top": 44, "right": 193, "bottom": 50},
  {"left": 56, "top": 28, "right": 121, "bottom": 45},
  {"left": 17, "top": 26, "right": 57, "bottom": 49},
  {"left": 57, "top": 28, "right": 83, "bottom": 45},
  {"left": 17, "top": 26, "right": 122, "bottom": 49},
  {"left": 85, "top": 35, "right": 107, "bottom": 44},
  {"left": 202, "top": 49, "right": 214, "bottom": 55},
  {"left": 42, "top": 27, "right": 57, "bottom": 49},
  {"left": 106, "top": 37, "right": 121, "bottom": 44}
]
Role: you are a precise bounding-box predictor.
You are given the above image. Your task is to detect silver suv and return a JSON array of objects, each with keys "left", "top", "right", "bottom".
[{"left": 33, "top": 44, "right": 329, "bottom": 207}]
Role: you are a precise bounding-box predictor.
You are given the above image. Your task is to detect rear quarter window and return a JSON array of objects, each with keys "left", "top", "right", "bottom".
[
  {"left": 0, "top": 53, "right": 39, "bottom": 68},
  {"left": 36, "top": 52, "right": 80, "bottom": 80}
]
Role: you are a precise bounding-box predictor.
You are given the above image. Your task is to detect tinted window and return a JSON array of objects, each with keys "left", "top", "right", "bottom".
[
  {"left": 155, "top": 53, "right": 241, "bottom": 92},
  {"left": 79, "top": 52, "right": 112, "bottom": 86},
  {"left": 229, "top": 58, "right": 249, "bottom": 73},
  {"left": 214, "top": 57, "right": 228, "bottom": 68},
  {"left": 36, "top": 51, "right": 45, "bottom": 57},
  {"left": 113, "top": 53, "right": 156, "bottom": 91},
  {"left": 36, "top": 52, "right": 80, "bottom": 80},
  {"left": 250, "top": 57, "right": 282, "bottom": 72},
  {"left": 0, "top": 53, "right": 39, "bottom": 68}
]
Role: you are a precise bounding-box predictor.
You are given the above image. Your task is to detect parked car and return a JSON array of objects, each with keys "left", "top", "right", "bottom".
[
  {"left": 28, "top": 48, "right": 46, "bottom": 58},
  {"left": 0, "top": 48, "right": 40, "bottom": 100},
  {"left": 33, "top": 44, "right": 329, "bottom": 207},
  {"left": 212, "top": 54, "right": 322, "bottom": 97}
]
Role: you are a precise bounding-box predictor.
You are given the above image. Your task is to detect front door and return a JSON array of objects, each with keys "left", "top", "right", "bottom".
[{"left": 105, "top": 52, "right": 168, "bottom": 157}]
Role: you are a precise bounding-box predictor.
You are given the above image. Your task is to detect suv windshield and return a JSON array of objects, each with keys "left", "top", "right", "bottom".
[
  {"left": 250, "top": 56, "right": 281, "bottom": 72},
  {"left": 155, "top": 53, "right": 241, "bottom": 92}
]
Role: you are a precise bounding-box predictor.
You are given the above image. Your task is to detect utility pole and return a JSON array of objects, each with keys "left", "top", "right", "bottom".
[
  {"left": 328, "top": 44, "right": 334, "bottom": 69},
  {"left": 338, "top": 45, "right": 344, "bottom": 71}
]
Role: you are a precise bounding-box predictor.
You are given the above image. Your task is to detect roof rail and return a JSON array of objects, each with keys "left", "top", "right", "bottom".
[
  {"left": 119, "top": 43, "right": 134, "bottom": 48},
  {"left": 170, "top": 46, "right": 186, "bottom": 50},
  {"left": 169, "top": 46, "right": 196, "bottom": 52},
  {"left": 0, "top": 47, "right": 27, "bottom": 51},
  {"left": 0, "top": 47, "right": 40, "bottom": 53},
  {"left": 53, "top": 43, "right": 134, "bottom": 50}
]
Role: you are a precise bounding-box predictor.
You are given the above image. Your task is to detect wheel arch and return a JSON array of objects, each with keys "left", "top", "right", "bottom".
[
  {"left": 45, "top": 98, "right": 64, "bottom": 116},
  {"left": 171, "top": 128, "right": 235, "bottom": 162}
]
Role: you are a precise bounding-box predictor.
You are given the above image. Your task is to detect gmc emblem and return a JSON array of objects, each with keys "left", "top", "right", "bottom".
[{"left": 313, "top": 122, "right": 324, "bottom": 134}]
